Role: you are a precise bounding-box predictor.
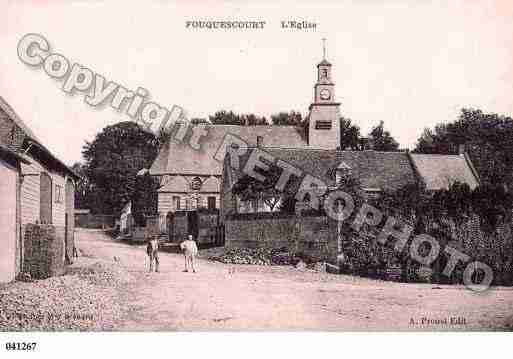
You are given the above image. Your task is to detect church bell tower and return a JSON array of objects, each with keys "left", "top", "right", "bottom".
[{"left": 308, "top": 39, "right": 341, "bottom": 150}]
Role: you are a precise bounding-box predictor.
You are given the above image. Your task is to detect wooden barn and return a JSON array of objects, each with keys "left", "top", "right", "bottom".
[{"left": 0, "top": 96, "right": 79, "bottom": 282}]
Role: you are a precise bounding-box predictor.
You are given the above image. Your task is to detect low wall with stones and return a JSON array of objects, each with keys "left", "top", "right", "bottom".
[
  {"left": 22, "top": 224, "right": 65, "bottom": 279},
  {"left": 225, "top": 213, "right": 337, "bottom": 262},
  {"left": 225, "top": 214, "right": 294, "bottom": 249}
]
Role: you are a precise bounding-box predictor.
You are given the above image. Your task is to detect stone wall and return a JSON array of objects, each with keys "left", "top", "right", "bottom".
[
  {"left": 23, "top": 224, "right": 65, "bottom": 279},
  {"left": 225, "top": 213, "right": 337, "bottom": 262},
  {"left": 224, "top": 209, "right": 513, "bottom": 285},
  {"left": 225, "top": 214, "right": 294, "bottom": 249}
]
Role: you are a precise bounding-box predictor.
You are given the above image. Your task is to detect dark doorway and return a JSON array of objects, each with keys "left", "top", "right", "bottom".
[
  {"left": 207, "top": 196, "right": 216, "bottom": 210},
  {"left": 187, "top": 211, "right": 198, "bottom": 239},
  {"left": 40, "top": 172, "right": 52, "bottom": 224},
  {"left": 65, "top": 179, "right": 75, "bottom": 264}
]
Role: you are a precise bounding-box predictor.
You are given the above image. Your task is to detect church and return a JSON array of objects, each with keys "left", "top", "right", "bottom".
[{"left": 149, "top": 51, "right": 480, "bottom": 216}]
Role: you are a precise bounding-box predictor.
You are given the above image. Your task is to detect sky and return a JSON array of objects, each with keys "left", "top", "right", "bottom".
[{"left": 0, "top": 0, "right": 512, "bottom": 165}]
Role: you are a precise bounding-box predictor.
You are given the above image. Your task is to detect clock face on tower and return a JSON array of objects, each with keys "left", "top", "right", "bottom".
[{"left": 320, "top": 89, "right": 331, "bottom": 101}]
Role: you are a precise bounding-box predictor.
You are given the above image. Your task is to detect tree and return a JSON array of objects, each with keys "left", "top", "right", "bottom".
[
  {"left": 232, "top": 163, "right": 285, "bottom": 212},
  {"left": 190, "top": 118, "right": 210, "bottom": 125},
  {"left": 82, "top": 121, "right": 160, "bottom": 215},
  {"left": 242, "top": 113, "right": 269, "bottom": 126},
  {"left": 271, "top": 111, "right": 303, "bottom": 126},
  {"left": 368, "top": 120, "right": 399, "bottom": 151},
  {"left": 208, "top": 110, "right": 268, "bottom": 126},
  {"left": 339, "top": 117, "right": 362, "bottom": 150},
  {"left": 231, "top": 159, "right": 302, "bottom": 213},
  {"left": 71, "top": 162, "right": 90, "bottom": 209},
  {"left": 413, "top": 108, "right": 513, "bottom": 187},
  {"left": 131, "top": 173, "right": 159, "bottom": 226},
  {"left": 209, "top": 110, "right": 242, "bottom": 125}
]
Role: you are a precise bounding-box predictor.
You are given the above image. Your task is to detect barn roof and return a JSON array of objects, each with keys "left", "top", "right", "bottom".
[
  {"left": 149, "top": 124, "right": 307, "bottom": 176},
  {"left": 0, "top": 96, "right": 79, "bottom": 179},
  {"left": 0, "top": 143, "right": 31, "bottom": 165},
  {"left": 0, "top": 96, "right": 42, "bottom": 146},
  {"left": 409, "top": 153, "right": 480, "bottom": 190}
]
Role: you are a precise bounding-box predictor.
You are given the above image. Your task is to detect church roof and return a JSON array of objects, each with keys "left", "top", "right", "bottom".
[
  {"left": 335, "top": 150, "right": 418, "bottom": 191},
  {"left": 409, "top": 153, "right": 480, "bottom": 190},
  {"left": 224, "top": 147, "right": 481, "bottom": 194},
  {"left": 149, "top": 124, "right": 308, "bottom": 176},
  {"left": 224, "top": 147, "right": 419, "bottom": 192}
]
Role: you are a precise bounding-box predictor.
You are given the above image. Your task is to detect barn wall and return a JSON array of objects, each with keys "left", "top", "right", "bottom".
[
  {"left": 20, "top": 157, "right": 67, "bottom": 227},
  {"left": 0, "top": 157, "right": 19, "bottom": 283},
  {"left": 20, "top": 159, "right": 41, "bottom": 225}
]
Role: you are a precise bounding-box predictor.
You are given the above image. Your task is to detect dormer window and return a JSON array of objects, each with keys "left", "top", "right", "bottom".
[{"left": 336, "top": 162, "right": 352, "bottom": 185}]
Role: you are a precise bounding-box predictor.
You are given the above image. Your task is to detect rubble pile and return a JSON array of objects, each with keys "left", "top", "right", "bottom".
[
  {"left": 210, "top": 247, "right": 292, "bottom": 266},
  {"left": 0, "top": 261, "right": 130, "bottom": 331}
]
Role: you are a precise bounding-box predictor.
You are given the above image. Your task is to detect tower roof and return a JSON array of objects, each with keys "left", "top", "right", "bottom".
[{"left": 317, "top": 59, "right": 332, "bottom": 67}]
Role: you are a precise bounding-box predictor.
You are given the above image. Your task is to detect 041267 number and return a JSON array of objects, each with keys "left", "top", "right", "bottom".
[{"left": 5, "top": 342, "right": 37, "bottom": 351}]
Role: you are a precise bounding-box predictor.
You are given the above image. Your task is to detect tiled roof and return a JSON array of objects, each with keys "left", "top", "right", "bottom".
[
  {"left": 264, "top": 148, "right": 339, "bottom": 185},
  {"left": 409, "top": 154, "right": 480, "bottom": 190},
  {"left": 336, "top": 151, "right": 418, "bottom": 192},
  {"left": 225, "top": 148, "right": 419, "bottom": 193},
  {"left": 0, "top": 96, "right": 42, "bottom": 145},
  {"left": 0, "top": 96, "right": 79, "bottom": 179},
  {"left": 150, "top": 124, "right": 307, "bottom": 176}
]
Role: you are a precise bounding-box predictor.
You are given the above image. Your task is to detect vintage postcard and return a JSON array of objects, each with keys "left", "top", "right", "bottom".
[{"left": 0, "top": 0, "right": 512, "bottom": 355}]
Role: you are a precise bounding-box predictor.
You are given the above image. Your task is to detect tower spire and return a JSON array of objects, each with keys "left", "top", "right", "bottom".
[{"left": 322, "top": 38, "right": 327, "bottom": 59}]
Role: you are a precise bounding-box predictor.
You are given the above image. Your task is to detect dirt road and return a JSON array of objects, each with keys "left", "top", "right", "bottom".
[{"left": 76, "top": 229, "right": 513, "bottom": 331}]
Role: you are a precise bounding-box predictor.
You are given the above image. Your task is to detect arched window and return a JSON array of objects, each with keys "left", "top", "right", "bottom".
[{"left": 40, "top": 172, "right": 52, "bottom": 224}]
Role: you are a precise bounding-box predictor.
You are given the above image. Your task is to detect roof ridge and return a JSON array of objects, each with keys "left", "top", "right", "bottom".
[
  {"left": 207, "top": 124, "right": 301, "bottom": 128},
  {"left": 257, "top": 146, "right": 336, "bottom": 152},
  {"left": 0, "top": 96, "right": 41, "bottom": 143},
  {"left": 410, "top": 153, "right": 462, "bottom": 157}
]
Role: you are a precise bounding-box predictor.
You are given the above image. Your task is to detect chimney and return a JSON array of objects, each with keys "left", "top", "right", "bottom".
[{"left": 256, "top": 136, "right": 263, "bottom": 148}]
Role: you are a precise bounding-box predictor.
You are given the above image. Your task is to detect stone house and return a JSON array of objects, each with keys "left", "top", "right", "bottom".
[
  {"left": 0, "top": 96, "right": 79, "bottom": 282},
  {"left": 149, "top": 125, "right": 307, "bottom": 214}
]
